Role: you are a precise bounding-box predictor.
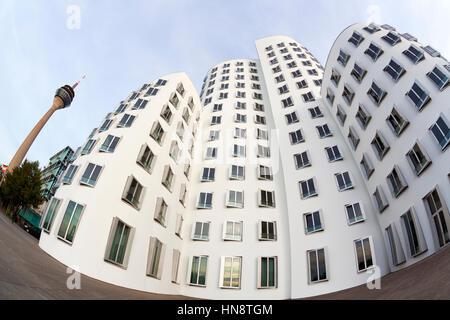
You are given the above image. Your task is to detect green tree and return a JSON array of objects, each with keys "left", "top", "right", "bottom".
[{"left": 0, "top": 160, "right": 44, "bottom": 222}]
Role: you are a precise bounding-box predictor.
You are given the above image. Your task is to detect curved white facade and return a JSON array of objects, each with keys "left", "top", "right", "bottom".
[{"left": 39, "top": 23, "right": 449, "bottom": 299}]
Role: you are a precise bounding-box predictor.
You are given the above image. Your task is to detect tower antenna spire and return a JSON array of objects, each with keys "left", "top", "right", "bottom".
[{"left": 72, "top": 74, "right": 86, "bottom": 89}]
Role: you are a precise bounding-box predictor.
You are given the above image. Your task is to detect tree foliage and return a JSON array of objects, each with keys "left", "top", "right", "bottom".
[{"left": 0, "top": 160, "right": 44, "bottom": 215}]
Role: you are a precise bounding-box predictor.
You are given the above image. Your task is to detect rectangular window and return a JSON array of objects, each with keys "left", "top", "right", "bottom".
[
  {"left": 346, "top": 202, "right": 365, "bottom": 225},
  {"left": 365, "top": 42, "right": 384, "bottom": 61},
  {"left": 100, "top": 135, "right": 120, "bottom": 153},
  {"left": 117, "top": 114, "right": 136, "bottom": 128},
  {"left": 429, "top": 115, "right": 450, "bottom": 150},
  {"left": 233, "top": 144, "right": 246, "bottom": 158},
  {"left": 258, "top": 257, "right": 277, "bottom": 288},
  {"left": 367, "top": 81, "right": 387, "bottom": 106},
  {"left": 211, "top": 116, "right": 222, "bottom": 125},
  {"left": 385, "top": 225, "right": 402, "bottom": 266},
  {"left": 406, "top": 142, "right": 432, "bottom": 176},
  {"left": 80, "top": 163, "right": 102, "bottom": 187},
  {"left": 213, "top": 104, "right": 222, "bottom": 112},
  {"left": 336, "top": 104, "right": 347, "bottom": 125},
  {"left": 387, "top": 107, "right": 409, "bottom": 136},
  {"left": 342, "top": 84, "right": 355, "bottom": 106},
  {"left": 115, "top": 103, "right": 127, "bottom": 114},
  {"left": 81, "top": 139, "right": 97, "bottom": 155},
  {"left": 309, "top": 106, "right": 323, "bottom": 118},
  {"left": 254, "top": 103, "right": 265, "bottom": 111},
  {"left": 337, "top": 50, "right": 350, "bottom": 66},
  {"left": 354, "top": 237, "right": 374, "bottom": 272},
  {"left": 223, "top": 222, "right": 243, "bottom": 241},
  {"left": 326, "top": 88, "right": 335, "bottom": 106},
  {"left": 122, "top": 176, "right": 144, "bottom": 210},
  {"left": 175, "top": 214, "right": 183, "bottom": 238},
  {"left": 307, "top": 249, "right": 327, "bottom": 283},
  {"left": 193, "top": 222, "right": 210, "bottom": 241},
  {"left": 278, "top": 84, "right": 289, "bottom": 94},
  {"left": 161, "top": 165, "right": 174, "bottom": 191},
  {"left": 297, "top": 79, "right": 308, "bottom": 89},
  {"left": 275, "top": 74, "right": 285, "bottom": 83},
  {"left": 382, "top": 32, "right": 401, "bottom": 46},
  {"left": 348, "top": 126, "right": 360, "bottom": 150},
  {"left": 172, "top": 249, "right": 181, "bottom": 283},
  {"left": 259, "top": 190, "right": 275, "bottom": 208},
  {"left": 330, "top": 69, "right": 341, "bottom": 87},
  {"left": 348, "top": 31, "right": 364, "bottom": 47},
  {"left": 137, "top": 144, "right": 156, "bottom": 173},
  {"left": 294, "top": 151, "right": 310, "bottom": 169},
  {"left": 189, "top": 256, "right": 208, "bottom": 286},
  {"left": 146, "top": 237, "right": 165, "bottom": 279},
  {"left": 230, "top": 165, "right": 245, "bottom": 180},
  {"left": 255, "top": 115, "right": 266, "bottom": 125},
  {"left": 407, "top": 81, "right": 431, "bottom": 111},
  {"left": 304, "top": 211, "right": 323, "bottom": 234},
  {"left": 41, "top": 198, "right": 61, "bottom": 232},
  {"left": 104, "top": 218, "right": 133, "bottom": 268},
  {"left": 387, "top": 166, "right": 408, "bottom": 198},
  {"left": 299, "top": 178, "right": 317, "bottom": 199},
  {"left": 259, "top": 221, "right": 277, "bottom": 241},
  {"left": 355, "top": 105, "right": 371, "bottom": 129},
  {"left": 197, "top": 192, "right": 213, "bottom": 209},
  {"left": 316, "top": 124, "right": 332, "bottom": 138},
  {"left": 235, "top": 114, "right": 247, "bottom": 123},
  {"left": 427, "top": 65, "right": 449, "bottom": 90},
  {"left": 209, "top": 130, "right": 220, "bottom": 141},
  {"left": 62, "top": 165, "right": 79, "bottom": 184},
  {"left": 360, "top": 153, "right": 375, "bottom": 179},
  {"left": 302, "top": 92, "right": 315, "bottom": 102},
  {"left": 423, "top": 189, "right": 450, "bottom": 247},
  {"left": 236, "top": 101, "right": 246, "bottom": 110},
  {"left": 227, "top": 190, "right": 244, "bottom": 208},
  {"left": 351, "top": 63, "right": 367, "bottom": 83},
  {"left": 384, "top": 58, "right": 406, "bottom": 81},
  {"left": 285, "top": 111, "right": 299, "bottom": 124},
  {"left": 292, "top": 70, "right": 302, "bottom": 78},
  {"left": 220, "top": 257, "right": 242, "bottom": 289},
  {"left": 99, "top": 119, "right": 113, "bottom": 132},
  {"left": 335, "top": 171, "right": 353, "bottom": 191},
  {"left": 258, "top": 165, "right": 273, "bottom": 181},
  {"left": 256, "top": 128, "right": 268, "bottom": 140},
  {"left": 371, "top": 131, "right": 390, "bottom": 160},
  {"left": 57, "top": 200, "right": 85, "bottom": 244},
  {"left": 401, "top": 209, "right": 424, "bottom": 256},
  {"left": 205, "top": 147, "right": 217, "bottom": 159},
  {"left": 169, "top": 93, "right": 180, "bottom": 108},
  {"left": 325, "top": 145, "right": 342, "bottom": 162},
  {"left": 257, "top": 145, "right": 270, "bottom": 158},
  {"left": 403, "top": 45, "right": 424, "bottom": 64},
  {"left": 150, "top": 121, "right": 165, "bottom": 144},
  {"left": 202, "top": 167, "right": 215, "bottom": 182},
  {"left": 373, "top": 186, "right": 389, "bottom": 213},
  {"left": 363, "top": 23, "right": 380, "bottom": 34},
  {"left": 133, "top": 98, "right": 148, "bottom": 110},
  {"left": 289, "top": 129, "right": 304, "bottom": 145}
]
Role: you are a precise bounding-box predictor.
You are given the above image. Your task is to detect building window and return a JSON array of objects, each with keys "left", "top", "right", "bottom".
[
  {"left": 354, "top": 237, "right": 374, "bottom": 272},
  {"left": 292, "top": 70, "right": 302, "bottom": 78},
  {"left": 236, "top": 101, "right": 246, "bottom": 110},
  {"left": 316, "top": 124, "right": 332, "bottom": 138},
  {"left": 182, "top": 108, "right": 190, "bottom": 124},
  {"left": 219, "top": 257, "right": 242, "bottom": 289},
  {"left": 427, "top": 65, "right": 449, "bottom": 91},
  {"left": 365, "top": 42, "right": 384, "bottom": 61},
  {"left": 161, "top": 165, "right": 174, "bottom": 192},
  {"left": 355, "top": 104, "right": 371, "bottom": 129},
  {"left": 348, "top": 31, "right": 364, "bottom": 47},
  {"left": 146, "top": 237, "right": 165, "bottom": 279},
  {"left": 81, "top": 139, "right": 97, "bottom": 155},
  {"left": 62, "top": 165, "right": 78, "bottom": 184},
  {"left": 197, "top": 192, "right": 213, "bottom": 209},
  {"left": 336, "top": 104, "right": 347, "bottom": 125},
  {"left": 348, "top": 126, "right": 360, "bottom": 150},
  {"left": 233, "top": 144, "right": 246, "bottom": 158},
  {"left": 346, "top": 202, "right": 365, "bottom": 225},
  {"left": 387, "top": 166, "right": 408, "bottom": 198},
  {"left": 189, "top": 256, "right": 208, "bottom": 286},
  {"left": 335, "top": 171, "right": 354, "bottom": 191},
  {"left": 406, "top": 142, "right": 432, "bottom": 176},
  {"left": 99, "top": 119, "right": 113, "bottom": 132},
  {"left": 314, "top": 79, "right": 322, "bottom": 86},
  {"left": 258, "top": 165, "right": 273, "bottom": 181},
  {"left": 117, "top": 114, "right": 136, "bottom": 128},
  {"left": 307, "top": 69, "right": 318, "bottom": 76},
  {"left": 360, "top": 153, "right": 375, "bottom": 180},
  {"left": 371, "top": 131, "right": 390, "bottom": 160},
  {"left": 305, "top": 248, "right": 329, "bottom": 287},
  {"left": 423, "top": 45, "right": 441, "bottom": 57},
  {"left": 282, "top": 97, "right": 294, "bottom": 108},
  {"left": 213, "top": 104, "right": 222, "bottom": 112},
  {"left": 373, "top": 186, "right": 389, "bottom": 213},
  {"left": 384, "top": 58, "right": 406, "bottom": 81},
  {"left": 80, "top": 163, "right": 103, "bottom": 187},
  {"left": 337, "top": 50, "right": 350, "bottom": 67},
  {"left": 41, "top": 198, "right": 61, "bottom": 232},
  {"left": 363, "top": 23, "right": 380, "bottom": 34},
  {"left": 326, "top": 88, "right": 335, "bottom": 106},
  {"left": 122, "top": 176, "right": 144, "bottom": 210},
  {"left": 104, "top": 217, "right": 133, "bottom": 268},
  {"left": 285, "top": 111, "right": 299, "bottom": 124},
  {"left": 299, "top": 178, "right": 317, "bottom": 199},
  {"left": 367, "top": 81, "right": 387, "bottom": 106},
  {"left": 294, "top": 151, "right": 311, "bottom": 169},
  {"left": 211, "top": 115, "right": 222, "bottom": 125},
  {"left": 403, "top": 45, "right": 424, "bottom": 64},
  {"left": 115, "top": 103, "right": 127, "bottom": 114},
  {"left": 387, "top": 107, "right": 409, "bottom": 136},
  {"left": 179, "top": 183, "right": 187, "bottom": 206},
  {"left": 230, "top": 165, "right": 245, "bottom": 180},
  {"left": 137, "top": 144, "right": 156, "bottom": 174},
  {"left": 226, "top": 190, "right": 244, "bottom": 208},
  {"left": 429, "top": 114, "right": 450, "bottom": 150},
  {"left": 57, "top": 200, "right": 85, "bottom": 244},
  {"left": 350, "top": 63, "right": 367, "bottom": 83},
  {"left": 259, "top": 221, "right": 277, "bottom": 241},
  {"left": 259, "top": 190, "right": 275, "bottom": 208},
  {"left": 278, "top": 84, "right": 289, "bottom": 94},
  {"left": 100, "top": 135, "right": 120, "bottom": 153},
  {"left": 302, "top": 92, "right": 315, "bottom": 102},
  {"left": 401, "top": 209, "right": 426, "bottom": 257},
  {"left": 169, "top": 93, "right": 180, "bottom": 108},
  {"left": 325, "top": 145, "right": 342, "bottom": 162},
  {"left": 423, "top": 189, "right": 450, "bottom": 247},
  {"left": 257, "top": 145, "right": 270, "bottom": 158},
  {"left": 208, "top": 129, "right": 220, "bottom": 141},
  {"left": 385, "top": 224, "right": 403, "bottom": 266},
  {"left": 258, "top": 257, "right": 278, "bottom": 288},
  {"left": 201, "top": 167, "right": 215, "bottom": 182},
  {"left": 407, "top": 80, "right": 431, "bottom": 111},
  {"left": 254, "top": 103, "right": 265, "bottom": 111},
  {"left": 304, "top": 211, "right": 323, "bottom": 234},
  {"left": 382, "top": 32, "right": 401, "bottom": 46},
  {"left": 275, "top": 74, "right": 285, "bottom": 83},
  {"left": 205, "top": 147, "right": 217, "bottom": 159},
  {"left": 256, "top": 128, "right": 268, "bottom": 140},
  {"left": 223, "top": 222, "right": 243, "bottom": 241},
  {"left": 175, "top": 214, "right": 183, "bottom": 239},
  {"left": 133, "top": 98, "right": 148, "bottom": 110},
  {"left": 297, "top": 79, "right": 308, "bottom": 89},
  {"left": 150, "top": 121, "right": 165, "bottom": 145},
  {"left": 235, "top": 114, "right": 247, "bottom": 123},
  {"left": 193, "top": 222, "right": 210, "bottom": 241},
  {"left": 309, "top": 106, "right": 323, "bottom": 118},
  {"left": 255, "top": 115, "right": 266, "bottom": 124},
  {"left": 289, "top": 129, "right": 304, "bottom": 145}
]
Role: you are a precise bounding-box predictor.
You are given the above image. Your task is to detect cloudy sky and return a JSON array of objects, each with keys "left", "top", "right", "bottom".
[{"left": 1, "top": 0, "right": 449, "bottom": 168}]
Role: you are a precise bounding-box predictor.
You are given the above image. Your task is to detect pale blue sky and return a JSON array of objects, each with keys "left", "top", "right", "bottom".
[{"left": 1, "top": 0, "right": 449, "bottom": 167}]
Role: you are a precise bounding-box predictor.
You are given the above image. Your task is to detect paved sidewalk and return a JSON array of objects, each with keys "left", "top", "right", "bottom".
[{"left": 0, "top": 208, "right": 448, "bottom": 300}]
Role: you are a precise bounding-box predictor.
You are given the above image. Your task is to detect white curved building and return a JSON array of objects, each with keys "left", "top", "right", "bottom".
[{"left": 39, "top": 22, "right": 449, "bottom": 299}]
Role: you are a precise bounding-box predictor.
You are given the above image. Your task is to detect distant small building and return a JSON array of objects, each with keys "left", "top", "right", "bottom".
[{"left": 40, "top": 146, "right": 74, "bottom": 201}]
